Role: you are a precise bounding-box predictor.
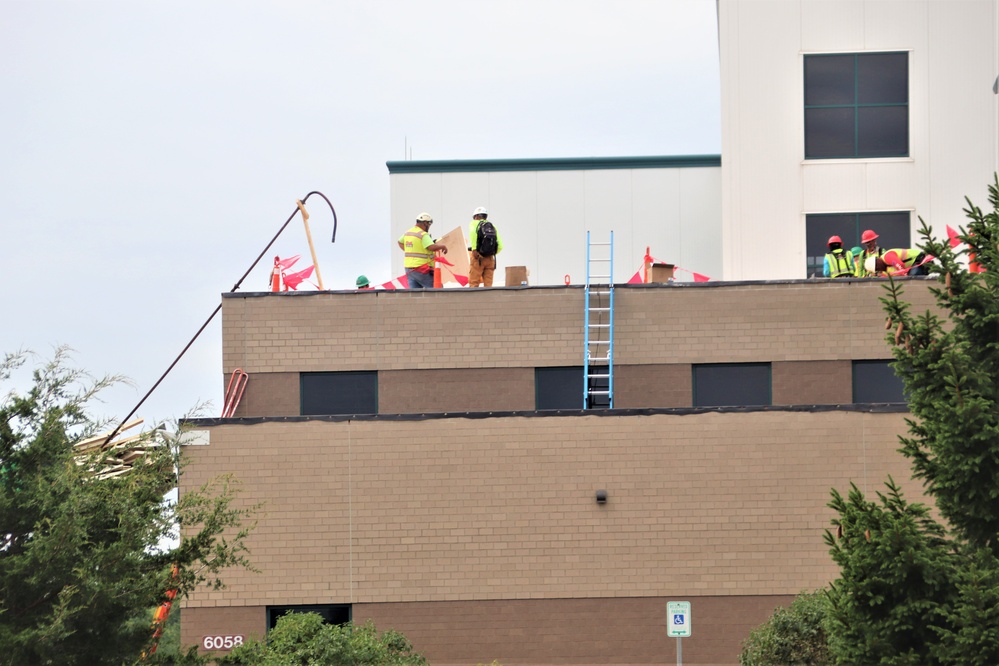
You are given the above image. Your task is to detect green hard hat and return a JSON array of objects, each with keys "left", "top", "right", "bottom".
[
  {"left": 356, "top": 275, "right": 370, "bottom": 288},
  {"left": 850, "top": 246, "right": 863, "bottom": 257}
]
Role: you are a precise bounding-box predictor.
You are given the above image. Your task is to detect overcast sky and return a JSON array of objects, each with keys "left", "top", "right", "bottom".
[{"left": 1, "top": 0, "right": 720, "bottom": 429}]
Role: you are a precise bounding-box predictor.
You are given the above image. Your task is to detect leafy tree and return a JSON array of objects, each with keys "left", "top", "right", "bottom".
[
  {"left": 219, "top": 613, "right": 427, "bottom": 665},
  {"left": 739, "top": 590, "right": 831, "bottom": 666},
  {"left": 0, "top": 348, "right": 257, "bottom": 665}
]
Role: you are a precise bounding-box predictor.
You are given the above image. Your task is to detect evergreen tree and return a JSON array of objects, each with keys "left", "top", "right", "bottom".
[
  {"left": 824, "top": 480, "right": 955, "bottom": 665},
  {"left": 822, "top": 175, "right": 999, "bottom": 664},
  {"left": 0, "top": 348, "right": 257, "bottom": 665},
  {"left": 880, "top": 176, "right": 999, "bottom": 553}
]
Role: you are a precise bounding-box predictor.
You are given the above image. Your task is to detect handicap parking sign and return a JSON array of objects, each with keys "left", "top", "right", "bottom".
[{"left": 667, "top": 601, "right": 691, "bottom": 637}]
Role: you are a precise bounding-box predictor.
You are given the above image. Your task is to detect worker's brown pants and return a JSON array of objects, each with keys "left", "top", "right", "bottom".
[{"left": 468, "top": 252, "right": 496, "bottom": 287}]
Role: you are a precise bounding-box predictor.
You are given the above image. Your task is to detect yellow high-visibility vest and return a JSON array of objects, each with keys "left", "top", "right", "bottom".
[
  {"left": 400, "top": 226, "right": 433, "bottom": 269},
  {"left": 825, "top": 250, "right": 854, "bottom": 278}
]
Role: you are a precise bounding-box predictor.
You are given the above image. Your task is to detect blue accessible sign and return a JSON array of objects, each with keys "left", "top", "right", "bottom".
[{"left": 667, "top": 601, "right": 691, "bottom": 637}]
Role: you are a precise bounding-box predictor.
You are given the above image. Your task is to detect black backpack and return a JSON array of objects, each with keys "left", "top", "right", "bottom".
[{"left": 476, "top": 221, "right": 498, "bottom": 257}]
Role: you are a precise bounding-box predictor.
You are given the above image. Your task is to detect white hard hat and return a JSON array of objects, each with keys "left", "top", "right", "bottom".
[
  {"left": 473, "top": 207, "right": 488, "bottom": 216},
  {"left": 416, "top": 212, "right": 433, "bottom": 222},
  {"left": 864, "top": 256, "right": 878, "bottom": 272}
]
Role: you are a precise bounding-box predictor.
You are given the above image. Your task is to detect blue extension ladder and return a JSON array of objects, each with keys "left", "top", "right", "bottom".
[{"left": 584, "top": 231, "right": 614, "bottom": 409}]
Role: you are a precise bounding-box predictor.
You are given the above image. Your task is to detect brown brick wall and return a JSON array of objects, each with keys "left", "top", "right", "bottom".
[
  {"left": 223, "top": 281, "right": 936, "bottom": 416},
  {"left": 222, "top": 281, "right": 939, "bottom": 376},
  {"left": 231, "top": 371, "right": 298, "bottom": 417},
  {"left": 615, "top": 364, "right": 693, "bottom": 408},
  {"left": 190, "top": 280, "right": 939, "bottom": 663},
  {"left": 379, "top": 368, "right": 535, "bottom": 413},
  {"left": 773, "top": 360, "right": 853, "bottom": 405},
  {"left": 182, "top": 595, "right": 793, "bottom": 665},
  {"left": 181, "top": 605, "right": 266, "bottom": 652},
  {"left": 182, "top": 410, "right": 919, "bottom": 611}
]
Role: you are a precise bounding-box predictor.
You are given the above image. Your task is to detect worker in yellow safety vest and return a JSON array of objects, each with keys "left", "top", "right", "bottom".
[
  {"left": 866, "top": 248, "right": 930, "bottom": 277},
  {"left": 854, "top": 229, "right": 885, "bottom": 277},
  {"left": 397, "top": 212, "right": 448, "bottom": 289},
  {"left": 823, "top": 235, "right": 855, "bottom": 278}
]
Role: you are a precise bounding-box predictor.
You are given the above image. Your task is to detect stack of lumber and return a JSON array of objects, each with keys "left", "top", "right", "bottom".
[{"left": 73, "top": 419, "right": 159, "bottom": 480}]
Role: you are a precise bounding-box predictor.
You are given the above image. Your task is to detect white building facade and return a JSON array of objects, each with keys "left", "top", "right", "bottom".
[
  {"left": 387, "top": 156, "right": 722, "bottom": 286},
  {"left": 720, "top": 0, "right": 999, "bottom": 279},
  {"left": 387, "top": 1, "right": 999, "bottom": 283}
]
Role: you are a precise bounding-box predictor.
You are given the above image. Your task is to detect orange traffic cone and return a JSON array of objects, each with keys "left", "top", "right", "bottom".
[
  {"left": 271, "top": 256, "right": 283, "bottom": 292},
  {"left": 433, "top": 253, "right": 443, "bottom": 288}
]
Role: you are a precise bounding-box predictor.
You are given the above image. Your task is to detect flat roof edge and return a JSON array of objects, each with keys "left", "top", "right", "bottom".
[
  {"left": 386, "top": 155, "right": 722, "bottom": 174},
  {"left": 186, "top": 403, "right": 908, "bottom": 428}
]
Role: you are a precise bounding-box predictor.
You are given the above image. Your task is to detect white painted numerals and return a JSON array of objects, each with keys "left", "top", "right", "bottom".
[{"left": 202, "top": 635, "right": 245, "bottom": 650}]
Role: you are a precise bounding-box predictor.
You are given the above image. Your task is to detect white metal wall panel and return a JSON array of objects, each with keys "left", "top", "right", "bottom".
[
  {"left": 926, "top": 1, "right": 997, "bottom": 231},
  {"left": 440, "top": 173, "right": 491, "bottom": 233},
  {"left": 802, "top": 163, "right": 869, "bottom": 212},
  {"left": 390, "top": 172, "right": 443, "bottom": 234},
  {"left": 482, "top": 172, "right": 540, "bottom": 281},
  {"left": 720, "top": 0, "right": 998, "bottom": 279},
  {"left": 631, "top": 168, "right": 682, "bottom": 275},
  {"left": 720, "top": 0, "right": 803, "bottom": 280},
  {"left": 800, "top": 1, "right": 865, "bottom": 51},
  {"left": 391, "top": 166, "right": 721, "bottom": 286},
  {"left": 678, "top": 168, "right": 723, "bottom": 280}
]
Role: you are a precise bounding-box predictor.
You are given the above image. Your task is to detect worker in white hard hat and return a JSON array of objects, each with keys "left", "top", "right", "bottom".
[
  {"left": 397, "top": 212, "right": 448, "bottom": 289},
  {"left": 467, "top": 206, "right": 503, "bottom": 287}
]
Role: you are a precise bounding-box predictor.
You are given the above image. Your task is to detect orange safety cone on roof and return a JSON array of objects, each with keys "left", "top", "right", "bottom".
[
  {"left": 271, "top": 256, "right": 283, "bottom": 292},
  {"left": 433, "top": 252, "right": 443, "bottom": 288}
]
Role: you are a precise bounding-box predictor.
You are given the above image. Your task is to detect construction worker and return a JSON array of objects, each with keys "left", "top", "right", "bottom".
[
  {"left": 355, "top": 275, "right": 373, "bottom": 290},
  {"left": 823, "top": 235, "right": 855, "bottom": 278},
  {"left": 397, "top": 213, "right": 448, "bottom": 289},
  {"left": 854, "top": 229, "right": 884, "bottom": 277},
  {"left": 467, "top": 206, "right": 503, "bottom": 287},
  {"left": 866, "top": 249, "right": 931, "bottom": 277}
]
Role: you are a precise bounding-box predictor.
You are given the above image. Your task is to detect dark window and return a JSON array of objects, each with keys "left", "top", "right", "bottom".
[
  {"left": 805, "top": 52, "right": 908, "bottom": 158},
  {"left": 301, "top": 371, "right": 377, "bottom": 415},
  {"left": 693, "top": 363, "right": 771, "bottom": 407},
  {"left": 267, "top": 604, "right": 351, "bottom": 631},
  {"left": 805, "top": 211, "right": 910, "bottom": 277},
  {"left": 536, "top": 367, "right": 579, "bottom": 410},
  {"left": 853, "top": 360, "right": 906, "bottom": 403}
]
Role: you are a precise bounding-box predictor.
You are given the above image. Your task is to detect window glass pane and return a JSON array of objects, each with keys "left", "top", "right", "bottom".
[
  {"left": 693, "top": 363, "right": 771, "bottom": 407},
  {"left": 859, "top": 212, "right": 910, "bottom": 249},
  {"left": 805, "top": 214, "right": 857, "bottom": 277},
  {"left": 536, "top": 367, "right": 583, "bottom": 410},
  {"left": 301, "top": 371, "right": 377, "bottom": 415},
  {"left": 853, "top": 360, "right": 905, "bottom": 403},
  {"left": 858, "top": 53, "right": 908, "bottom": 104},
  {"left": 805, "top": 108, "right": 855, "bottom": 158},
  {"left": 858, "top": 106, "right": 908, "bottom": 156},
  {"left": 805, "top": 55, "right": 855, "bottom": 105}
]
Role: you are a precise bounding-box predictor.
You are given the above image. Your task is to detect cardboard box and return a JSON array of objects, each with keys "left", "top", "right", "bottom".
[
  {"left": 648, "top": 262, "right": 675, "bottom": 283},
  {"left": 505, "top": 266, "right": 529, "bottom": 286}
]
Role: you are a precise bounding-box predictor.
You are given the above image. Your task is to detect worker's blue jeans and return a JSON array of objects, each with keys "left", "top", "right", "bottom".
[{"left": 405, "top": 268, "right": 434, "bottom": 289}]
